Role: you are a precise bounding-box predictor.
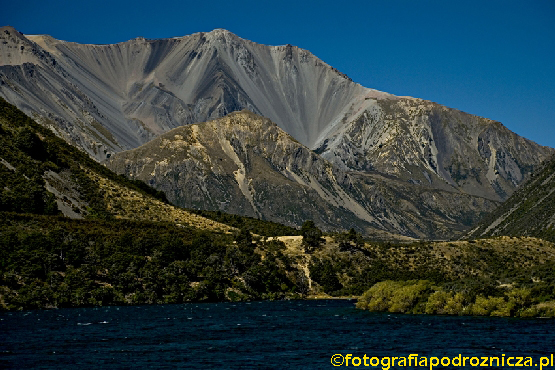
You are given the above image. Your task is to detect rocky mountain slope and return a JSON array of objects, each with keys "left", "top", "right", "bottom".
[
  {"left": 0, "top": 26, "right": 373, "bottom": 160},
  {"left": 316, "top": 98, "right": 550, "bottom": 201},
  {"left": 466, "top": 155, "right": 555, "bottom": 242},
  {"left": 107, "top": 111, "right": 499, "bottom": 239}
]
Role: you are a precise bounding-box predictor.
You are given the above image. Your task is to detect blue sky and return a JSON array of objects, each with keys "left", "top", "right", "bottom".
[{"left": 2, "top": 0, "right": 554, "bottom": 148}]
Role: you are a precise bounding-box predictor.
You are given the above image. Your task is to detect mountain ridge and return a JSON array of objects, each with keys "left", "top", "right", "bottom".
[{"left": 17, "top": 26, "right": 379, "bottom": 150}]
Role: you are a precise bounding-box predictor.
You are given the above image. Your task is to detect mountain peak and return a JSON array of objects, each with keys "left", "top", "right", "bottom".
[
  {"left": 1, "top": 25, "right": 29, "bottom": 43},
  {"left": 1, "top": 25, "right": 23, "bottom": 36},
  {"left": 208, "top": 28, "right": 234, "bottom": 36},
  {"left": 202, "top": 28, "right": 241, "bottom": 44},
  {"left": 0, "top": 25, "right": 58, "bottom": 67}
]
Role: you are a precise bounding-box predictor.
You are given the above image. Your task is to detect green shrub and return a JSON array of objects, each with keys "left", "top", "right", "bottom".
[
  {"left": 357, "top": 280, "right": 432, "bottom": 313},
  {"left": 425, "top": 290, "right": 453, "bottom": 315}
]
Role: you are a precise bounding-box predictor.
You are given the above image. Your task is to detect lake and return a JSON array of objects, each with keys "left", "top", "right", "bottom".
[{"left": 1, "top": 299, "right": 554, "bottom": 369}]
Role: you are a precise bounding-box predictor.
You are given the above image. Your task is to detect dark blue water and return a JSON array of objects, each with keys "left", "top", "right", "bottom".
[{"left": 1, "top": 300, "right": 554, "bottom": 369}]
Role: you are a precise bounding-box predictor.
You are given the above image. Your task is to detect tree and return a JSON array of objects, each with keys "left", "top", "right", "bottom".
[
  {"left": 309, "top": 258, "right": 341, "bottom": 293},
  {"left": 301, "top": 220, "right": 324, "bottom": 253},
  {"left": 235, "top": 227, "right": 253, "bottom": 249},
  {"left": 15, "top": 127, "right": 46, "bottom": 159}
]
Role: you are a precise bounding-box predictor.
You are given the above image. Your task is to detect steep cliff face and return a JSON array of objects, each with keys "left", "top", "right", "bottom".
[
  {"left": 107, "top": 111, "right": 499, "bottom": 239},
  {"left": 466, "top": 155, "right": 555, "bottom": 242}
]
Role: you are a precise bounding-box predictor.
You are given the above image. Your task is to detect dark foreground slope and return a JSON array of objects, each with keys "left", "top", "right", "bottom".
[
  {"left": 0, "top": 97, "right": 238, "bottom": 232},
  {"left": 0, "top": 213, "right": 306, "bottom": 310},
  {"left": 466, "top": 155, "right": 555, "bottom": 242},
  {"left": 0, "top": 99, "right": 307, "bottom": 310}
]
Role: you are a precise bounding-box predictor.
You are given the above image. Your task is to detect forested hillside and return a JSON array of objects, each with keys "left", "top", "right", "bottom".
[{"left": 0, "top": 213, "right": 304, "bottom": 310}]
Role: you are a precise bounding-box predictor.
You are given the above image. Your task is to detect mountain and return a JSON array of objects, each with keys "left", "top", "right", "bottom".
[
  {"left": 466, "top": 155, "right": 555, "bottom": 242},
  {"left": 316, "top": 98, "right": 549, "bottom": 201},
  {"left": 107, "top": 111, "right": 499, "bottom": 239},
  {"left": 1, "top": 26, "right": 553, "bottom": 238}
]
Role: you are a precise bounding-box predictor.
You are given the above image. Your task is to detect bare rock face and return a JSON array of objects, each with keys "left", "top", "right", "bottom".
[{"left": 1, "top": 26, "right": 553, "bottom": 238}]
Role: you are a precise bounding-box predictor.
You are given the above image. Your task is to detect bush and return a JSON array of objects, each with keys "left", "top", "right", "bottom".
[
  {"left": 357, "top": 280, "right": 432, "bottom": 313},
  {"left": 425, "top": 290, "right": 453, "bottom": 315},
  {"left": 309, "top": 258, "right": 342, "bottom": 294},
  {"left": 301, "top": 220, "right": 324, "bottom": 253}
]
